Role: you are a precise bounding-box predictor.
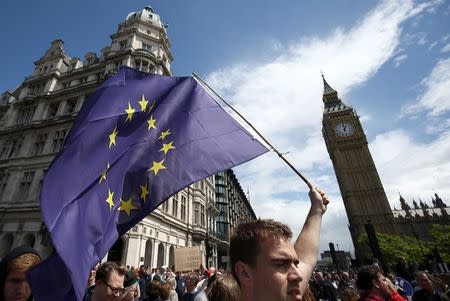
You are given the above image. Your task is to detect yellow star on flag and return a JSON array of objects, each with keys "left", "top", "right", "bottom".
[
  {"left": 99, "top": 162, "right": 111, "bottom": 184},
  {"left": 140, "top": 183, "right": 149, "bottom": 201},
  {"left": 125, "top": 102, "right": 136, "bottom": 122},
  {"left": 105, "top": 189, "right": 115, "bottom": 210},
  {"left": 159, "top": 141, "right": 175, "bottom": 155},
  {"left": 138, "top": 94, "right": 149, "bottom": 111},
  {"left": 158, "top": 129, "right": 171, "bottom": 140},
  {"left": 118, "top": 197, "right": 137, "bottom": 216},
  {"left": 148, "top": 159, "right": 166, "bottom": 176},
  {"left": 147, "top": 115, "right": 156, "bottom": 130},
  {"left": 109, "top": 126, "right": 118, "bottom": 148}
]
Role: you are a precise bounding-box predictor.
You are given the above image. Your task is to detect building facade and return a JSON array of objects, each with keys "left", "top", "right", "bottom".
[
  {"left": 215, "top": 169, "right": 257, "bottom": 269},
  {"left": 321, "top": 76, "right": 449, "bottom": 262},
  {"left": 0, "top": 6, "right": 224, "bottom": 270}
]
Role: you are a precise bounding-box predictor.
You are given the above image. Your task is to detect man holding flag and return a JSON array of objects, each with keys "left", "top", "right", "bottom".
[{"left": 27, "top": 67, "right": 327, "bottom": 301}]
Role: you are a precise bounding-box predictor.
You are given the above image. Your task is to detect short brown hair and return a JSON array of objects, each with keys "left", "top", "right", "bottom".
[
  {"left": 95, "top": 262, "right": 126, "bottom": 282},
  {"left": 207, "top": 274, "right": 240, "bottom": 301},
  {"left": 229, "top": 219, "right": 292, "bottom": 284},
  {"left": 7, "top": 253, "right": 41, "bottom": 273},
  {"left": 157, "top": 282, "right": 171, "bottom": 299},
  {"left": 356, "top": 265, "right": 383, "bottom": 291}
]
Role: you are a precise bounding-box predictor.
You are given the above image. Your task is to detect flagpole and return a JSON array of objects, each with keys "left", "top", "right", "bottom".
[{"left": 192, "top": 73, "right": 309, "bottom": 185}]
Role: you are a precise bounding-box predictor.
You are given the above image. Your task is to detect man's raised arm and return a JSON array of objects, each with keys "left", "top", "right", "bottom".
[{"left": 294, "top": 182, "right": 329, "bottom": 295}]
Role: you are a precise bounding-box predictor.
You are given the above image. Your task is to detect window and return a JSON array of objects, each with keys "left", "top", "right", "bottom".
[
  {"left": 36, "top": 169, "right": 47, "bottom": 198},
  {"left": 62, "top": 81, "right": 71, "bottom": 89},
  {"left": 66, "top": 97, "right": 78, "bottom": 114},
  {"left": 17, "top": 171, "right": 34, "bottom": 201},
  {"left": 16, "top": 106, "right": 36, "bottom": 125},
  {"left": 200, "top": 204, "right": 205, "bottom": 226},
  {"left": 31, "top": 134, "right": 47, "bottom": 156},
  {"left": 1, "top": 138, "right": 22, "bottom": 159},
  {"left": 47, "top": 102, "right": 59, "bottom": 118},
  {"left": 181, "top": 195, "right": 186, "bottom": 221},
  {"left": 172, "top": 193, "right": 179, "bottom": 217},
  {"left": 142, "top": 43, "right": 152, "bottom": 51},
  {"left": 119, "top": 40, "right": 127, "bottom": 50},
  {"left": 80, "top": 77, "right": 88, "bottom": 84},
  {"left": 96, "top": 72, "right": 103, "bottom": 80},
  {"left": 194, "top": 202, "right": 200, "bottom": 224},
  {"left": 0, "top": 171, "right": 9, "bottom": 199},
  {"left": 52, "top": 130, "right": 67, "bottom": 153}
]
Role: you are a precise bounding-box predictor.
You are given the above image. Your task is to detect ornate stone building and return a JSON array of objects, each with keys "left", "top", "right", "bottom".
[
  {"left": 321, "top": 76, "right": 449, "bottom": 261},
  {"left": 0, "top": 6, "right": 249, "bottom": 270}
]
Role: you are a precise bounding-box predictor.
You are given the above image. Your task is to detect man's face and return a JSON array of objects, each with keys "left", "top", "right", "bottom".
[
  {"left": 315, "top": 272, "right": 324, "bottom": 282},
  {"left": 417, "top": 273, "right": 433, "bottom": 291},
  {"left": 94, "top": 271, "right": 125, "bottom": 301},
  {"left": 373, "top": 272, "right": 390, "bottom": 300},
  {"left": 3, "top": 270, "right": 32, "bottom": 301},
  {"left": 248, "top": 237, "right": 303, "bottom": 301},
  {"left": 184, "top": 277, "right": 196, "bottom": 293}
]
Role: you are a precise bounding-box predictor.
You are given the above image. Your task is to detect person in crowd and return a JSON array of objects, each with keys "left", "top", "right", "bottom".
[
  {"left": 0, "top": 246, "right": 41, "bottom": 301},
  {"left": 83, "top": 261, "right": 127, "bottom": 301},
  {"left": 385, "top": 277, "right": 406, "bottom": 301},
  {"left": 152, "top": 269, "right": 162, "bottom": 283},
  {"left": 413, "top": 271, "right": 450, "bottom": 301},
  {"left": 166, "top": 277, "right": 178, "bottom": 301},
  {"left": 340, "top": 285, "right": 360, "bottom": 301},
  {"left": 182, "top": 272, "right": 208, "bottom": 301},
  {"left": 120, "top": 271, "right": 141, "bottom": 301},
  {"left": 206, "top": 273, "right": 240, "bottom": 301},
  {"left": 356, "top": 265, "right": 391, "bottom": 301},
  {"left": 230, "top": 182, "right": 329, "bottom": 301},
  {"left": 175, "top": 271, "right": 185, "bottom": 301},
  {"left": 340, "top": 272, "right": 355, "bottom": 289},
  {"left": 197, "top": 267, "right": 216, "bottom": 291},
  {"left": 157, "top": 282, "right": 173, "bottom": 301},
  {"left": 395, "top": 257, "right": 414, "bottom": 283},
  {"left": 138, "top": 267, "right": 150, "bottom": 301},
  {"left": 313, "top": 272, "right": 338, "bottom": 301},
  {"left": 143, "top": 281, "right": 160, "bottom": 301}
]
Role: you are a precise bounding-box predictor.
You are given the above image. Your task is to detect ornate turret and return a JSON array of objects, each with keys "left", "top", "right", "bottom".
[{"left": 399, "top": 193, "right": 411, "bottom": 210}]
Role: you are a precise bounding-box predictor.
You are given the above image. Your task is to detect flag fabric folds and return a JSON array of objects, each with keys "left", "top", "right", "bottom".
[{"left": 28, "top": 67, "right": 268, "bottom": 300}]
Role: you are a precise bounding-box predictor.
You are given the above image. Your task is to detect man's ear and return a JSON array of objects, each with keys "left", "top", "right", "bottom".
[{"left": 234, "top": 261, "right": 253, "bottom": 287}]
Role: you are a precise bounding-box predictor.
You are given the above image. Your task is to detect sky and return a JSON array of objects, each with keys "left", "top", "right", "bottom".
[{"left": 1, "top": 0, "right": 449, "bottom": 255}]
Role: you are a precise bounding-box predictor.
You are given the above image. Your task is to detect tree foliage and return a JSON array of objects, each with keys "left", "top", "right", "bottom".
[
  {"left": 358, "top": 224, "right": 450, "bottom": 269},
  {"left": 428, "top": 224, "right": 450, "bottom": 262}
]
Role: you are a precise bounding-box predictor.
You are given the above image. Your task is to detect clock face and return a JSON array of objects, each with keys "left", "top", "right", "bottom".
[{"left": 334, "top": 122, "right": 355, "bottom": 137}]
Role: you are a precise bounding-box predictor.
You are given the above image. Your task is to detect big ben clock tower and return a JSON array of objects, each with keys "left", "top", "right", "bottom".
[{"left": 321, "top": 76, "right": 394, "bottom": 259}]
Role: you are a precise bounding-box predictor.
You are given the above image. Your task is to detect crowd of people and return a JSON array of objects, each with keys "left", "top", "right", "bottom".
[{"left": 1, "top": 183, "right": 449, "bottom": 301}]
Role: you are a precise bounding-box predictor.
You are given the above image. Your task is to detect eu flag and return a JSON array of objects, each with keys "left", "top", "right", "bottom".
[{"left": 28, "top": 67, "right": 268, "bottom": 300}]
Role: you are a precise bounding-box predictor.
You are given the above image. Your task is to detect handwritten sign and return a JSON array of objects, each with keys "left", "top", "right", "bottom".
[{"left": 174, "top": 246, "right": 202, "bottom": 271}]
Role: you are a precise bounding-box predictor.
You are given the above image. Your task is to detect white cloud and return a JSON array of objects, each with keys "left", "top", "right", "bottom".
[
  {"left": 393, "top": 54, "right": 408, "bottom": 67},
  {"left": 371, "top": 130, "right": 450, "bottom": 207},
  {"left": 402, "top": 58, "right": 450, "bottom": 116},
  {"left": 207, "top": 0, "right": 444, "bottom": 253},
  {"left": 441, "top": 43, "right": 450, "bottom": 53},
  {"left": 428, "top": 41, "right": 438, "bottom": 49}
]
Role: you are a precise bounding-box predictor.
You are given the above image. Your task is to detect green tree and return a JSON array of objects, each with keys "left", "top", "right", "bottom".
[
  {"left": 358, "top": 233, "right": 430, "bottom": 269},
  {"left": 428, "top": 224, "right": 450, "bottom": 262}
]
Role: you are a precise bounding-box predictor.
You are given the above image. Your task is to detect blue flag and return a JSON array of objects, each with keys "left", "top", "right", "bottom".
[{"left": 28, "top": 67, "right": 268, "bottom": 300}]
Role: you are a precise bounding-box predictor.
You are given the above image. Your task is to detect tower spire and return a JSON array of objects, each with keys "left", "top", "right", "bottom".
[{"left": 322, "top": 74, "right": 337, "bottom": 95}]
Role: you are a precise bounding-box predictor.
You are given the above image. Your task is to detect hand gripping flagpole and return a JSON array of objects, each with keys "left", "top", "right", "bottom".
[{"left": 192, "top": 73, "right": 309, "bottom": 186}]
